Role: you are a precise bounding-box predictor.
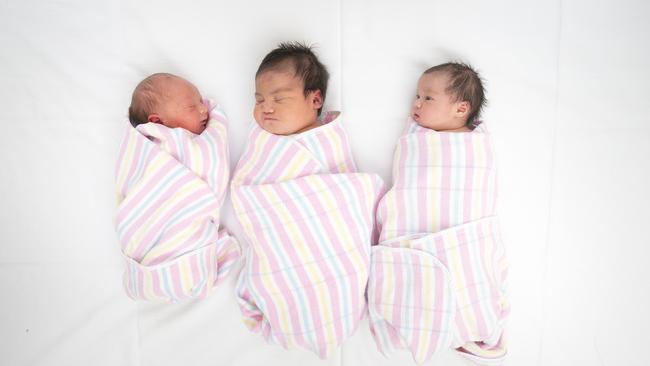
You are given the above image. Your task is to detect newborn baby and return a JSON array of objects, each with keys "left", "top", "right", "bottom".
[
  {"left": 368, "top": 63, "right": 509, "bottom": 365},
  {"left": 232, "top": 42, "right": 384, "bottom": 358},
  {"left": 114, "top": 73, "right": 239, "bottom": 302},
  {"left": 129, "top": 73, "right": 209, "bottom": 135}
]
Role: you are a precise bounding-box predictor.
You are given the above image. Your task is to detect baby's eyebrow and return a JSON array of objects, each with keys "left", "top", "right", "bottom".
[
  {"left": 255, "top": 87, "right": 294, "bottom": 97},
  {"left": 270, "top": 87, "right": 294, "bottom": 94}
]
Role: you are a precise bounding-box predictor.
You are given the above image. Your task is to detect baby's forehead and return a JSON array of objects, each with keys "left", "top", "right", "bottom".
[
  {"left": 159, "top": 77, "right": 200, "bottom": 98},
  {"left": 255, "top": 67, "right": 303, "bottom": 91},
  {"left": 419, "top": 72, "right": 452, "bottom": 91}
]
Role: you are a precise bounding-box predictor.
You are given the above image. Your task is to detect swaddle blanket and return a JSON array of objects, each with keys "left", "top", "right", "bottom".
[
  {"left": 232, "top": 112, "right": 385, "bottom": 359},
  {"left": 115, "top": 102, "right": 240, "bottom": 302},
  {"left": 368, "top": 120, "right": 509, "bottom": 364}
]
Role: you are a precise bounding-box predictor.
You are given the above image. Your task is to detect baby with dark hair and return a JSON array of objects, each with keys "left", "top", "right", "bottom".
[
  {"left": 253, "top": 42, "right": 330, "bottom": 135},
  {"left": 412, "top": 62, "right": 487, "bottom": 132},
  {"left": 231, "top": 42, "right": 385, "bottom": 358},
  {"left": 368, "top": 62, "right": 509, "bottom": 364}
]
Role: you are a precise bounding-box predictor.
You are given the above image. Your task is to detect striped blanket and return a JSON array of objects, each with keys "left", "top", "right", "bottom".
[
  {"left": 114, "top": 102, "right": 240, "bottom": 302},
  {"left": 368, "top": 120, "right": 509, "bottom": 364},
  {"left": 231, "top": 112, "right": 385, "bottom": 359}
]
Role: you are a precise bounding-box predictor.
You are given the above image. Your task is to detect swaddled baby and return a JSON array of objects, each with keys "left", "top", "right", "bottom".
[
  {"left": 368, "top": 63, "right": 510, "bottom": 365},
  {"left": 232, "top": 42, "right": 384, "bottom": 358},
  {"left": 114, "top": 73, "right": 239, "bottom": 302}
]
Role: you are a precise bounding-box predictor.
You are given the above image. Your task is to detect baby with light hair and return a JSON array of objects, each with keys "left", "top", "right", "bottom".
[
  {"left": 128, "top": 73, "right": 209, "bottom": 135},
  {"left": 114, "top": 72, "right": 239, "bottom": 303}
]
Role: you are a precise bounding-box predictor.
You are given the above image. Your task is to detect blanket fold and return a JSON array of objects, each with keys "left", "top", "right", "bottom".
[
  {"left": 114, "top": 102, "right": 240, "bottom": 302},
  {"left": 232, "top": 113, "right": 385, "bottom": 358},
  {"left": 368, "top": 120, "right": 509, "bottom": 364}
]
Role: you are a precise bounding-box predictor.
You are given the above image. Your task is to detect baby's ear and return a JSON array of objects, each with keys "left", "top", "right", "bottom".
[
  {"left": 147, "top": 114, "right": 162, "bottom": 124},
  {"left": 311, "top": 90, "right": 323, "bottom": 110},
  {"left": 456, "top": 101, "right": 470, "bottom": 117}
]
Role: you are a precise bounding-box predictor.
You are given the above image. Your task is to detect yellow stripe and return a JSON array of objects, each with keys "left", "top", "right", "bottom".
[
  {"left": 233, "top": 131, "right": 270, "bottom": 186},
  {"left": 446, "top": 230, "right": 479, "bottom": 339},
  {"left": 260, "top": 183, "right": 335, "bottom": 345},
  {"left": 382, "top": 251, "right": 395, "bottom": 320},
  {"left": 279, "top": 151, "right": 311, "bottom": 182},
  {"left": 417, "top": 252, "right": 434, "bottom": 361},
  {"left": 129, "top": 178, "right": 204, "bottom": 262},
  {"left": 257, "top": 185, "right": 304, "bottom": 345},
  {"left": 116, "top": 131, "right": 138, "bottom": 203},
  {"left": 120, "top": 154, "right": 173, "bottom": 254}
]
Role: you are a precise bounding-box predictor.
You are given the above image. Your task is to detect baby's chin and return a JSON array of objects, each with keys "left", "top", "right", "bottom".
[
  {"left": 185, "top": 124, "right": 207, "bottom": 135},
  {"left": 412, "top": 114, "right": 431, "bottom": 128},
  {"left": 256, "top": 119, "right": 297, "bottom": 136}
]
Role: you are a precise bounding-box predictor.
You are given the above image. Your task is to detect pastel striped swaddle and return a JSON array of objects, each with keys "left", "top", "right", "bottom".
[
  {"left": 232, "top": 112, "right": 385, "bottom": 358},
  {"left": 368, "top": 119, "right": 509, "bottom": 364},
  {"left": 114, "top": 102, "right": 240, "bottom": 302}
]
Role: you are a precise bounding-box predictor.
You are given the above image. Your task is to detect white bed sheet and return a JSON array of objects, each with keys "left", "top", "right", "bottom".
[{"left": 2, "top": 1, "right": 650, "bottom": 365}]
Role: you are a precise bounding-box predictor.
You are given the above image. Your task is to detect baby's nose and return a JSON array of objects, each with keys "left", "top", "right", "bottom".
[{"left": 262, "top": 102, "right": 274, "bottom": 113}]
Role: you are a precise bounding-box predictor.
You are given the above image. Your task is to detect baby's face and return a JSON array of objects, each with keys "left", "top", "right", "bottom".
[
  {"left": 254, "top": 68, "right": 322, "bottom": 135},
  {"left": 412, "top": 72, "right": 469, "bottom": 132},
  {"left": 155, "top": 78, "right": 208, "bottom": 135}
]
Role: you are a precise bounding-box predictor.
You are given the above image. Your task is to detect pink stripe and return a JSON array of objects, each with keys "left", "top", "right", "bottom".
[
  {"left": 195, "top": 137, "right": 212, "bottom": 186},
  {"left": 136, "top": 267, "right": 145, "bottom": 299},
  {"left": 136, "top": 188, "right": 216, "bottom": 262},
  {"left": 209, "top": 126, "right": 229, "bottom": 191},
  {"left": 249, "top": 137, "right": 281, "bottom": 183},
  {"left": 189, "top": 253, "right": 201, "bottom": 294},
  {"left": 232, "top": 128, "right": 263, "bottom": 183},
  {"left": 241, "top": 187, "right": 304, "bottom": 346},
  {"left": 322, "top": 174, "right": 370, "bottom": 322},
  {"left": 439, "top": 134, "right": 451, "bottom": 230},
  {"left": 482, "top": 137, "right": 492, "bottom": 217},
  {"left": 457, "top": 229, "right": 488, "bottom": 339},
  {"left": 182, "top": 133, "right": 192, "bottom": 168},
  {"left": 290, "top": 179, "right": 351, "bottom": 341},
  {"left": 464, "top": 133, "right": 474, "bottom": 224},
  {"left": 371, "top": 248, "right": 384, "bottom": 328},
  {"left": 334, "top": 125, "right": 357, "bottom": 172},
  {"left": 433, "top": 233, "right": 470, "bottom": 342},
  {"left": 410, "top": 252, "right": 423, "bottom": 356},
  {"left": 170, "top": 262, "right": 185, "bottom": 300},
  {"left": 151, "top": 270, "right": 164, "bottom": 299},
  {"left": 477, "top": 222, "right": 498, "bottom": 331},
  {"left": 115, "top": 157, "right": 178, "bottom": 227},
  {"left": 429, "top": 258, "right": 445, "bottom": 360},
  {"left": 315, "top": 132, "right": 338, "bottom": 172},
  {"left": 120, "top": 133, "right": 144, "bottom": 195},
  {"left": 126, "top": 265, "right": 135, "bottom": 298},
  {"left": 390, "top": 249, "right": 404, "bottom": 334},
  {"left": 253, "top": 183, "right": 328, "bottom": 352},
  {"left": 160, "top": 128, "right": 180, "bottom": 161},
  {"left": 396, "top": 139, "right": 409, "bottom": 236},
  {"left": 417, "top": 132, "right": 428, "bottom": 233},
  {"left": 115, "top": 129, "right": 133, "bottom": 180},
  {"left": 265, "top": 144, "right": 299, "bottom": 182},
  {"left": 127, "top": 174, "right": 205, "bottom": 259}
]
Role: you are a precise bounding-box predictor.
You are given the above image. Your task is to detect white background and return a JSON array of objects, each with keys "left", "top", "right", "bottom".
[{"left": 1, "top": 0, "right": 649, "bottom": 365}]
